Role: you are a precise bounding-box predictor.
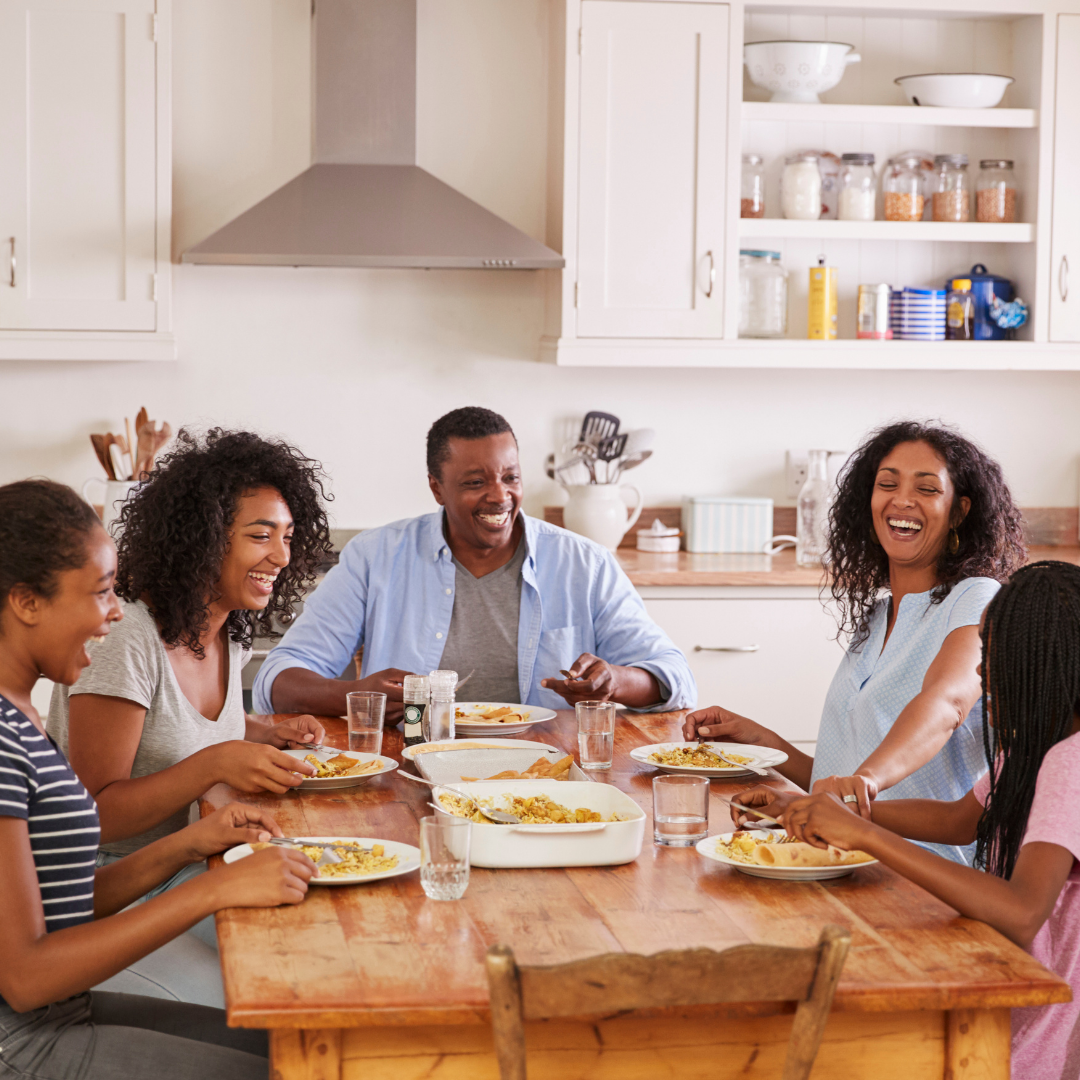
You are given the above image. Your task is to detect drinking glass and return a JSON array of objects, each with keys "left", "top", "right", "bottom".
[
  {"left": 346, "top": 691, "right": 386, "bottom": 755},
  {"left": 576, "top": 700, "right": 616, "bottom": 771},
  {"left": 420, "top": 815, "right": 471, "bottom": 900},
  {"left": 652, "top": 774, "right": 709, "bottom": 846}
]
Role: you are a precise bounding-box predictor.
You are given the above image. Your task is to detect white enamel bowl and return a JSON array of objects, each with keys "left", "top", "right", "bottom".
[
  {"left": 744, "top": 40, "right": 861, "bottom": 104},
  {"left": 283, "top": 748, "right": 397, "bottom": 790},
  {"left": 697, "top": 830, "right": 879, "bottom": 881},
  {"left": 224, "top": 837, "right": 420, "bottom": 886},
  {"left": 895, "top": 73, "right": 1013, "bottom": 109},
  {"left": 630, "top": 741, "right": 787, "bottom": 778}
]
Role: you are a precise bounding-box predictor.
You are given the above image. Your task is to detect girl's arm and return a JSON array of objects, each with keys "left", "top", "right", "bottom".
[
  {"left": 868, "top": 790, "right": 984, "bottom": 846},
  {"left": 0, "top": 816, "right": 315, "bottom": 1013},
  {"left": 67, "top": 694, "right": 315, "bottom": 843},
  {"left": 813, "top": 624, "right": 982, "bottom": 816},
  {"left": 785, "top": 793, "right": 1074, "bottom": 948}
]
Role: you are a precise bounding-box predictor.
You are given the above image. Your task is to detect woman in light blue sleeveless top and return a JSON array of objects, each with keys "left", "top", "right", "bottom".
[{"left": 685, "top": 421, "right": 1026, "bottom": 862}]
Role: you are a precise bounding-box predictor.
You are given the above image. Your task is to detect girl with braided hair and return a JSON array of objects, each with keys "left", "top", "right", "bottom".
[{"left": 771, "top": 561, "right": 1080, "bottom": 1080}]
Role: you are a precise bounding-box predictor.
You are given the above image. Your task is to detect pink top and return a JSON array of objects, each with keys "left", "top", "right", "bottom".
[{"left": 973, "top": 732, "right": 1080, "bottom": 1080}]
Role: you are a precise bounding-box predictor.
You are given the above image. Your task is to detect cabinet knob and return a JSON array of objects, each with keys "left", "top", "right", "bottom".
[
  {"left": 693, "top": 644, "right": 759, "bottom": 653},
  {"left": 1061, "top": 255, "right": 1069, "bottom": 303}
]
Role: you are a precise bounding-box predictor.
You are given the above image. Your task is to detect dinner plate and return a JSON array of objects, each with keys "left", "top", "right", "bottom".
[
  {"left": 284, "top": 747, "right": 398, "bottom": 790},
  {"left": 696, "top": 830, "right": 878, "bottom": 881},
  {"left": 224, "top": 836, "right": 420, "bottom": 886},
  {"left": 416, "top": 747, "right": 588, "bottom": 785},
  {"left": 401, "top": 737, "right": 558, "bottom": 761},
  {"left": 629, "top": 741, "right": 787, "bottom": 778},
  {"left": 452, "top": 701, "right": 558, "bottom": 737}
]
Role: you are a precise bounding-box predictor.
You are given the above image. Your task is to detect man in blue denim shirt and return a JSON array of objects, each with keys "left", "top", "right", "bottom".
[{"left": 253, "top": 408, "right": 694, "bottom": 720}]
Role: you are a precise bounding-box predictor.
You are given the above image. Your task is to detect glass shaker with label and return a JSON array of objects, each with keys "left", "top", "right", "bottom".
[
  {"left": 402, "top": 675, "right": 429, "bottom": 747},
  {"left": 426, "top": 669, "right": 457, "bottom": 743},
  {"left": 738, "top": 250, "right": 788, "bottom": 338},
  {"left": 741, "top": 153, "right": 765, "bottom": 218},
  {"left": 781, "top": 153, "right": 822, "bottom": 220},
  {"left": 838, "top": 153, "right": 876, "bottom": 221},
  {"left": 946, "top": 278, "right": 975, "bottom": 340},
  {"left": 976, "top": 159, "right": 1017, "bottom": 223},
  {"left": 796, "top": 450, "right": 830, "bottom": 567},
  {"left": 932, "top": 154, "right": 971, "bottom": 222}
]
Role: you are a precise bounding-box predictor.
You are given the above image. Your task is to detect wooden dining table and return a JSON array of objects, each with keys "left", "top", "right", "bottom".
[{"left": 201, "top": 710, "right": 1070, "bottom": 1080}]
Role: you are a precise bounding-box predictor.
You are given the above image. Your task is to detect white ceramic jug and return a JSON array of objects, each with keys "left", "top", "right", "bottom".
[
  {"left": 81, "top": 478, "right": 140, "bottom": 537},
  {"left": 562, "top": 484, "right": 644, "bottom": 551}
]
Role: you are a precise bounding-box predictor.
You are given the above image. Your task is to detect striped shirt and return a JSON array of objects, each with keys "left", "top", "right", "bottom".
[{"left": 0, "top": 695, "right": 99, "bottom": 937}]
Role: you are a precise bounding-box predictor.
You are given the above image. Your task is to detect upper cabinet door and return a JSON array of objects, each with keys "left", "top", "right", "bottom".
[
  {"left": 0, "top": 0, "right": 158, "bottom": 331},
  {"left": 576, "top": 1, "right": 728, "bottom": 340},
  {"left": 1051, "top": 15, "right": 1080, "bottom": 343}
]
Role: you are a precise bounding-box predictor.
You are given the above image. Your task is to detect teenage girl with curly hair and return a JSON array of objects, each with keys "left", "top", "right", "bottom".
[
  {"left": 685, "top": 421, "right": 1027, "bottom": 862},
  {"left": 765, "top": 561, "right": 1080, "bottom": 1080}
]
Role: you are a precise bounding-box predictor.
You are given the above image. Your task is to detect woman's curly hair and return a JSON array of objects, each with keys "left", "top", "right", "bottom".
[
  {"left": 828, "top": 420, "right": 1026, "bottom": 648},
  {"left": 114, "top": 428, "right": 333, "bottom": 657}
]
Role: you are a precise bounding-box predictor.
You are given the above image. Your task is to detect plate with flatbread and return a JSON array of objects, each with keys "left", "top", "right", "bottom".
[
  {"left": 283, "top": 747, "right": 398, "bottom": 790},
  {"left": 696, "top": 829, "right": 878, "bottom": 881},
  {"left": 452, "top": 702, "right": 557, "bottom": 737},
  {"left": 630, "top": 741, "right": 787, "bottom": 778},
  {"left": 401, "top": 737, "right": 558, "bottom": 761}
]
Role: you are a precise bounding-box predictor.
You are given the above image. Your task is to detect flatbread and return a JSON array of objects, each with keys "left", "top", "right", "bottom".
[{"left": 753, "top": 842, "right": 874, "bottom": 868}]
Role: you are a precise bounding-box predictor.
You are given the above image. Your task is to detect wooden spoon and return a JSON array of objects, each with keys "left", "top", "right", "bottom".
[{"left": 89, "top": 434, "right": 114, "bottom": 479}]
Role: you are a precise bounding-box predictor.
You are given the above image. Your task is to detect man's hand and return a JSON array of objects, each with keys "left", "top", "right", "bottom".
[
  {"left": 810, "top": 773, "right": 879, "bottom": 820},
  {"left": 541, "top": 653, "right": 619, "bottom": 705},
  {"left": 252, "top": 714, "right": 326, "bottom": 749},
  {"left": 357, "top": 669, "right": 413, "bottom": 722},
  {"left": 181, "top": 802, "right": 284, "bottom": 861}
]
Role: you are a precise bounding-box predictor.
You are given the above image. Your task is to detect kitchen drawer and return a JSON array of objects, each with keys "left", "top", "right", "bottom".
[{"left": 644, "top": 597, "right": 846, "bottom": 742}]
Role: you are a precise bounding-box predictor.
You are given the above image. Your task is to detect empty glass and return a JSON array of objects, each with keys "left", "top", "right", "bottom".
[
  {"left": 420, "top": 815, "right": 471, "bottom": 900},
  {"left": 576, "top": 700, "right": 616, "bottom": 770},
  {"left": 346, "top": 691, "right": 386, "bottom": 755},
  {"left": 652, "top": 774, "right": 709, "bottom": 846}
]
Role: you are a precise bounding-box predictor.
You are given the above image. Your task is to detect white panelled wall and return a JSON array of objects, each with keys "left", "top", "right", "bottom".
[{"left": 1, "top": 0, "right": 1079, "bottom": 525}]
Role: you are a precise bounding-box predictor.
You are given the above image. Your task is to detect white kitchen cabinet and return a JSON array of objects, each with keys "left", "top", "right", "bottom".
[
  {"left": 1050, "top": 14, "right": 1080, "bottom": 343},
  {"left": 0, "top": 0, "right": 172, "bottom": 359},
  {"left": 642, "top": 590, "right": 846, "bottom": 744}
]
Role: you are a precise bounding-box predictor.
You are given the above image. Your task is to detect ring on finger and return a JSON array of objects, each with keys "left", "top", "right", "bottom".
[{"left": 843, "top": 794, "right": 859, "bottom": 804}]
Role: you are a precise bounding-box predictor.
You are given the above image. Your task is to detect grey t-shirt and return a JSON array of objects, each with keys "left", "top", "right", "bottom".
[
  {"left": 438, "top": 536, "right": 527, "bottom": 703},
  {"left": 47, "top": 599, "right": 249, "bottom": 856}
]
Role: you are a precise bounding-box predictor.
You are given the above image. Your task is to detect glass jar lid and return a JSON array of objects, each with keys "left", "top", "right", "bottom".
[
  {"left": 742, "top": 153, "right": 764, "bottom": 165},
  {"left": 934, "top": 153, "right": 969, "bottom": 168},
  {"left": 979, "top": 159, "right": 1014, "bottom": 170},
  {"left": 784, "top": 152, "right": 819, "bottom": 164},
  {"left": 739, "top": 249, "right": 781, "bottom": 260},
  {"left": 841, "top": 152, "right": 875, "bottom": 164}
]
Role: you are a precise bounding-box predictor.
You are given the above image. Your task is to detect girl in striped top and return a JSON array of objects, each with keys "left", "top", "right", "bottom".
[{"left": 0, "top": 479, "right": 316, "bottom": 1080}]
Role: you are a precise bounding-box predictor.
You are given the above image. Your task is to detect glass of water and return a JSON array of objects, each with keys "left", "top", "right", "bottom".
[
  {"left": 346, "top": 691, "right": 386, "bottom": 755},
  {"left": 576, "top": 700, "right": 616, "bottom": 771},
  {"left": 652, "top": 774, "right": 709, "bottom": 846},
  {"left": 419, "top": 815, "right": 471, "bottom": 900}
]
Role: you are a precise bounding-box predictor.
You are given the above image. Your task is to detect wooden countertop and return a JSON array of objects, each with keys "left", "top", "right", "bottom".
[
  {"left": 203, "top": 711, "right": 1068, "bottom": 1031},
  {"left": 618, "top": 544, "right": 1080, "bottom": 587}
]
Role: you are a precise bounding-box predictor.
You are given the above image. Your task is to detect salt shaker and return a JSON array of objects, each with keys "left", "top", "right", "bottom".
[
  {"left": 426, "top": 669, "right": 457, "bottom": 743},
  {"left": 402, "top": 675, "right": 430, "bottom": 748}
]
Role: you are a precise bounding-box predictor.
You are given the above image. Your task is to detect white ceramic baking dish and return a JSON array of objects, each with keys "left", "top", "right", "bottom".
[{"left": 432, "top": 779, "right": 645, "bottom": 868}]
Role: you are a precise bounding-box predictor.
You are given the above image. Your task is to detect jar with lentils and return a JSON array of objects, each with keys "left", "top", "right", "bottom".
[
  {"left": 741, "top": 154, "right": 765, "bottom": 218},
  {"left": 883, "top": 154, "right": 925, "bottom": 221},
  {"left": 932, "top": 154, "right": 971, "bottom": 222},
  {"left": 976, "top": 159, "right": 1017, "bottom": 223}
]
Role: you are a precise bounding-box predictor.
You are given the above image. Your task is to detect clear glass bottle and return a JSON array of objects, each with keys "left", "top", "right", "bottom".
[
  {"left": 741, "top": 153, "right": 765, "bottom": 218},
  {"left": 838, "top": 153, "right": 876, "bottom": 221},
  {"left": 945, "top": 278, "right": 975, "bottom": 340},
  {"left": 883, "top": 154, "right": 926, "bottom": 221},
  {"left": 738, "top": 250, "right": 788, "bottom": 338},
  {"left": 796, "top": 449, "right": 830, "bottom": 567},
  {"left": 425, "top": 669, "right": 457, "bottom": 743},
  {"left": 402, "top": 674, "right": 429, "bottom": 747},
  {"left": 932, "top": 154, "right": 971, "bottom": 222},
  {"left": 781, "top": 153, "right": 822, "bottom": 220},
  {"left": 976, "top": 159, "right": 1017, "bottom": 223}
]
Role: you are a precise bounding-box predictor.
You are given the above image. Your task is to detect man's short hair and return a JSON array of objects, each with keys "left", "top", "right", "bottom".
[{"left": 426, "top": 407, "right": 516, "bottom": 479}]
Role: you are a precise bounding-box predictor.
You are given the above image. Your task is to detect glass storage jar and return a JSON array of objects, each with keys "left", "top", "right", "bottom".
[
  {"left": 932, "top": 154, "right": 971, "bottom": 222},
  {"left": 741, "top": 153, "right": 765, "bottom": 218},
  {"left": 976, "top": 159, "right": 1017, "bottom": 223},
  {"left": 738, "top": 250, "right": 788, "bottom": 338},
  {"left": 838, "top": 153, "right": 876, "bottom": 221},
  {"left": 781, "top": 153, "right": 822, "bottom": 220},
  {"left": 883, "top": 154, "right": 926, "bottom": 221}
]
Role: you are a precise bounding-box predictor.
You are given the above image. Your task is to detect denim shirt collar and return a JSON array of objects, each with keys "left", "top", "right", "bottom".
[{"left": 424, "top": 509, "right": 537, "bottom": 580}]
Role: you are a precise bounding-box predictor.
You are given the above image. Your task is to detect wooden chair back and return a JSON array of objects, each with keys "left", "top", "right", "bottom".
[{"left": 486, "top": 925, "right": 851, "bottom": 1080}]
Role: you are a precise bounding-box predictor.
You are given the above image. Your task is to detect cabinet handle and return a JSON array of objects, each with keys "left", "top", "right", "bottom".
[
  {"left": 703, "top": 250, "right": 715, "bottom": 298},
  {"left": 8, "top": 237, "right": 14, "bottom": 288},
  {"left": 693, "top": 644, "right": 759, "bottom": 653},
  {"left": 1061, "top": 255, "right": 1069, "bottom": 302}
]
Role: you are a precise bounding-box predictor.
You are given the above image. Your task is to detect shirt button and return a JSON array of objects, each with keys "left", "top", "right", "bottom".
[
  {"left": 436, "top": 632, "right": 443, "bottom": 639},
  {"left": 445, "top": 588, "right": 452, "bottom": 595}
]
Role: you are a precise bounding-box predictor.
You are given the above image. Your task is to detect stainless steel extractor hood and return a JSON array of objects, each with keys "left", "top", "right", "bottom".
[{"left": 182, "top": 1, "right": 563, "bottom": 270}]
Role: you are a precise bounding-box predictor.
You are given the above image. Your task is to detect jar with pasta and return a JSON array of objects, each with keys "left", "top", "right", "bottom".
[
  {"left": 741, "top": 154, "right": 765, "bottom": 218},
  {"left": 932, "top": 154, "right": 971, "bottom": 222},
  {"left": 883, "top": 155, "right": 925, "bottom": 222},
  {"left": 976, "top": 159, "right": 1017, "bottom": 223}
]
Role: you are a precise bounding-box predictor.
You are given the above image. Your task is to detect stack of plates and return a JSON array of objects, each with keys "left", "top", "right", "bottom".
[{"left": 890, "top": 287, "right": 946, "bottom": 341}]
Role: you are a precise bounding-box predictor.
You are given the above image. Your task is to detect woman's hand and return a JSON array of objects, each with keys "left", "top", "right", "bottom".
[
  {"left": 252, "top": 714, "right": 327, "bottom": 750},
  {"left": 727, "top": 786, "right": 802, "bottom": 829},
  {"left": 208, "top": 846, "right": 317, "bottom": 909},
  {"left": 208, "top": 740, "right": 315, "bottom": 794},
  {"left": 180, "top": 802, "right": 284, "bottom": 861},
  {"left": 682, "top": 706, "right": 778, "bottom": 747},
  {"left": 783, "top": 792, "right": 875, "bottom": 852},
  {"left": 810, "top": 773, "right": 879, "bottom": 820}
]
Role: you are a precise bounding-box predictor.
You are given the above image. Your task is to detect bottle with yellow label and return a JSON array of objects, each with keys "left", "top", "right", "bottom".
[
  {"left": 808, "top": 256, "right": 838, "bottom": 340},
  {"left": 945, "top": 278, "right": 975, "bottom": 340}
]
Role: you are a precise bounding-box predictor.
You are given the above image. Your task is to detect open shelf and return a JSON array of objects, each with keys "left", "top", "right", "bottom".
[
  {"left": 738, "top": 219, "right": 1034, "bottom": 242},
  {"left": 741, "top": 102, "right": 1038, "bottom": 128}
]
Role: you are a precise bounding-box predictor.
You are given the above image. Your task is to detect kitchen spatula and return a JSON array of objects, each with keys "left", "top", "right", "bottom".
[{"left": 579, "top": 411, "right": 620, "bottom": 447}]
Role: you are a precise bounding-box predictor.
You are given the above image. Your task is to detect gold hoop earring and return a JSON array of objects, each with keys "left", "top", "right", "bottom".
[{"left": 948, "top": 528, "right": 960, "bottom": 555}]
